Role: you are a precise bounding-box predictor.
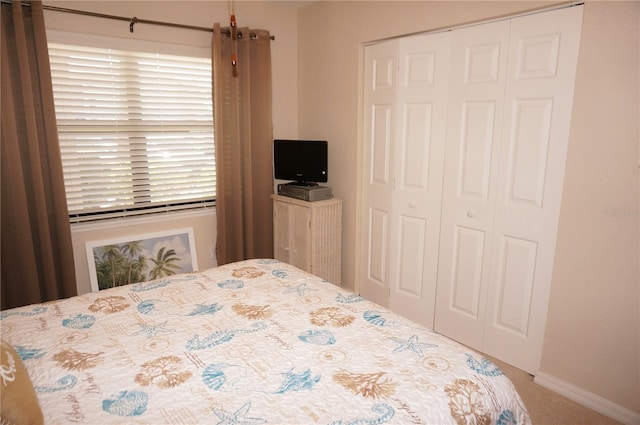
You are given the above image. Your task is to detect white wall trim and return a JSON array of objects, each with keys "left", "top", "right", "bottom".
[{"left": 535, "top": 372, "right": 640, "bottom": 425}]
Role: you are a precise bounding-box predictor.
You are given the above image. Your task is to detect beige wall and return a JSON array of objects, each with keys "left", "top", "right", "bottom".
[
  {"left": 543, "top": 0, "right": 639, "bottom": 412},
  {"left": 297, "top": 0, "right": 639, "bottom": 417}
]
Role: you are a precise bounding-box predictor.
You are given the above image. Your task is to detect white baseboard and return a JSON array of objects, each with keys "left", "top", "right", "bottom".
[{"left": 534, "top": 372, "right": 640, "bottom": 425}]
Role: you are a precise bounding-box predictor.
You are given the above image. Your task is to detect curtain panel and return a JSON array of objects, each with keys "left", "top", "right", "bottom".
[
  {"left": 1, "top": 0, "right": 77, "bottom": 309},
  {"left": 212, "top": 23, "right": 274, "bottom": 264}
]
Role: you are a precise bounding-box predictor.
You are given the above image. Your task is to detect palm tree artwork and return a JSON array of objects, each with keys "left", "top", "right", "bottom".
[
  {"left": 92, "top": 231, "right": 195, "bottom": 290},
  {"left": 149, "top": 247, "right": 182, "bottom": 280}
]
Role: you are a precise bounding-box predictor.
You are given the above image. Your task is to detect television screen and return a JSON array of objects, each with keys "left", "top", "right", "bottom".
[{"left": 273, "top": 139, "right": 328, "bottom": 185}]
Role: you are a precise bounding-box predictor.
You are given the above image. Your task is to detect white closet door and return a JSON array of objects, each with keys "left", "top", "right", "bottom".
[
  {"left": 387, "top": 32, "right": 450, "bottom": 328},
  {"left": 360, "top": 5, "right": 583, "bottom": 373},
  {"left": 435, "top": 20, "right": 511, "bottom": 349},
  {"left": 483, "top": 6, "right": 584, "bottom": 373},
  {"left": 359, "top": 39, "right": 398, "bottom": 307},
  {"left": 435, "top": 6, "right": 583, "bottom": 373}
]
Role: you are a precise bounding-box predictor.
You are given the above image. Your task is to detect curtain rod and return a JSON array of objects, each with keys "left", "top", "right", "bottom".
[{"left": 2, "top": 1, "right": 274, "bottom": 40}]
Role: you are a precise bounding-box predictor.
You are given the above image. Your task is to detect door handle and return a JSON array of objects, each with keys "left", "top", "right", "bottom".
[{"left": 466, "top": 210, "right": 476, "bottom": 218}]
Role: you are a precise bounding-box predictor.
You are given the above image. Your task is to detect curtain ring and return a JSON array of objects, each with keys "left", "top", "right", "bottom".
[{"left": 129, "top": 17, "right": 138, "bottom": 33}]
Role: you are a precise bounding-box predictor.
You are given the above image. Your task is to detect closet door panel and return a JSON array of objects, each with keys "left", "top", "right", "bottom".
[
  {"left": 395, "top": 215, "right": 427, "bottom": 297},
  {"left": 458, "top": 101, "right": 498, "bottom": 199},
  {"left": 465, "top": 38, "right": 502, "bottom": 83},
  {"left": 492, "top": 235, "right": 537, "bottom": 336},
  {"left": 366, "top": 207, "right": 389, "bottom": 288},
  {"left": 434, "top": 20, "right": 510, "bottom": 346},
  {"left": 450, "top": 226, "right": 486, "bottom": 318},
  {"left": 360, "top": 40, "right": 398, "bottom": 307},
  {"left": 507, "top": 99, "right": 554, "bottom": 206},
  {"left": 484, "top": 6, "right": 583, "bottom": 373},
  {"left": 370, "top": 105, "right": 393, "bottom": 184},
  {"left": 400, "top": 103, "right": 433, "bottom": 187},
  {"left": 388, "top": 32, "right": 450, "bottom": 329}
]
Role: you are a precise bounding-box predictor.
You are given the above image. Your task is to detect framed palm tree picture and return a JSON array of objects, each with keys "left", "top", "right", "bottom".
[{"left": 85, "top": 228, "right": 198, "bottom": 292}]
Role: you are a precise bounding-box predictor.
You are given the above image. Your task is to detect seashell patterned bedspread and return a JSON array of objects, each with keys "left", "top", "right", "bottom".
[{"left": 1, "top": 259, "right": 531, "bottom": 424}]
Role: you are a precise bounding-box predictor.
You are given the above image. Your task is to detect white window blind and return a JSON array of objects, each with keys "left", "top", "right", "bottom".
[{"left": 48, "top": 42, "right": 215, "bottom": 220}]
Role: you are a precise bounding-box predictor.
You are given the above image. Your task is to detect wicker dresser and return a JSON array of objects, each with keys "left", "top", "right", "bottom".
[{"left": 271, "top": 194, "right": 342, "bottom": 285}]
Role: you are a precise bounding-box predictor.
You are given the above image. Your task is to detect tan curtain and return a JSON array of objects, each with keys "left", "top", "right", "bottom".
[
  {"left": 1, "top": 0, "right": 77, "bottom": 309},
  {"left": 212, "top": 23, "right": 274, "bottom": 265}
]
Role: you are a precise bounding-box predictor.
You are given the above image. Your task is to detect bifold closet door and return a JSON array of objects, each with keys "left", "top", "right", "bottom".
[
  {"left": 360, "top": 32, "right": 450, "bottom": 328},
  {"left": 433, "top": 19, "right": 511, "bottom": 350},
  {"left": 386, "top": 33, "right": 450, "bottom": 328},
  {"left": 434, "top": 6, "right": 583, "bottom": 374},
  {"left": 359, "top": 5, "right": 583, "bottom": 372},
  {"left": 359, "top": 39, "right": 398, "bottom": 308}
]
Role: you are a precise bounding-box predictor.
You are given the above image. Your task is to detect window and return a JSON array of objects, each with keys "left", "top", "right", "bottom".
[{"left": 48, "top": 39, "right": 215, "bottom": 222}]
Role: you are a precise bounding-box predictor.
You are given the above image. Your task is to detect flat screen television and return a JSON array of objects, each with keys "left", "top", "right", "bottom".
[{"left": 273, "top": 139, "right": 328, "bottom": 185}]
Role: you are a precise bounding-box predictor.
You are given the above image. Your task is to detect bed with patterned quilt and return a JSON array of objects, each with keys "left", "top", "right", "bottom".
[{"left": 0, "top": 259, "right": 530, "bottom": 424}]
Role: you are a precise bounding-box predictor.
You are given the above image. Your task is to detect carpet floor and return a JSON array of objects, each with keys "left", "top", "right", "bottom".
[{"left": 488, "top": 356, "right": 623, "bottom": 425}]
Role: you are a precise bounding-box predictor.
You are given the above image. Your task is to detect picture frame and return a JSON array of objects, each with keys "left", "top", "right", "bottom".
[{"left": 86, "top": 227, "right": 198, "bottom": 292}]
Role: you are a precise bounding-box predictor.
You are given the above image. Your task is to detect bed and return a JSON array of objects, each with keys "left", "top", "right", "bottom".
[{"left": 1, "top": 259, "right": 530, "bottom": 424}]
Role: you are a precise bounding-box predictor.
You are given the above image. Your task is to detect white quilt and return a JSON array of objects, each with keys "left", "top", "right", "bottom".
[{"left": 1, "top": 259, "right": 531, "bottom": 424}]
